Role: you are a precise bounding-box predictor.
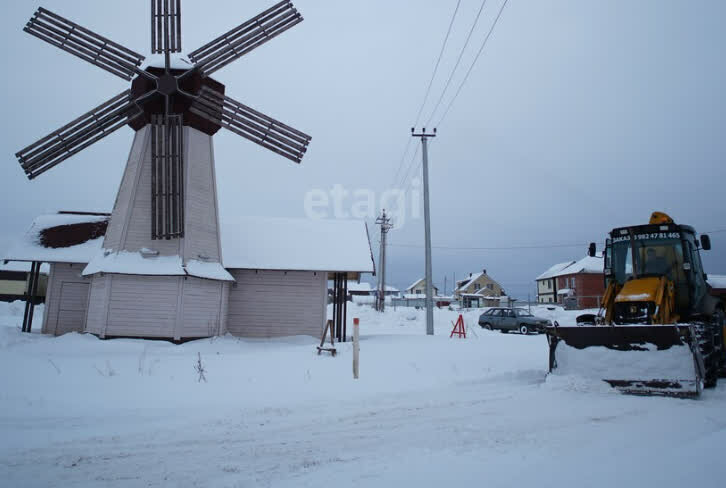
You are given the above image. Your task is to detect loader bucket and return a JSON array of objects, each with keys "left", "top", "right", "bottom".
[{"left": 546, "top": 325, "right": 705, "bottom": 398}]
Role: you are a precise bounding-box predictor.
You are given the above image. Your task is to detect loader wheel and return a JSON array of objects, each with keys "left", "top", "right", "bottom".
[
  {"left": 695, "top": 314, "right": 723, "bottom": 389},
  {"left": 519, "top": 325, "right": 529, "bottom": 335}
]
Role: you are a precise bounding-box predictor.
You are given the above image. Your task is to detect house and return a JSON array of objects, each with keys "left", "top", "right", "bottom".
[
  {"left": 346, "top": 281, "right": 373, "bottom": 296},
  {"left": 376, "top": 285, "right": 400, "bottom": 298},
  {"left": 404, "top": 278, "right": 439, "bottom": 297},
  {"left": 454, "top": 269, "right": 504, "bottom": 307},
  {"left": 552, "top": 255, "right": 604, "bottom": 309},
  {"left": 535, "top": 261, "right": 575, "bottom": 303},
  {"left": 0, "top": 261, "right": 49, "bottom": 304},
  {"left": 708, "top": 275, "right": 726, "bottom": 302},
  {"left": 4, "top": 212, "right": 374, "bottom": 339}
]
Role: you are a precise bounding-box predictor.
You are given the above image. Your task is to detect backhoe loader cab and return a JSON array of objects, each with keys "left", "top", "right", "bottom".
[
  {"left": 546, "top": 212, "right": 725, "bottom": 397},
  {"left": 605, "top": 219, "right": 711, "bottom": 322}
]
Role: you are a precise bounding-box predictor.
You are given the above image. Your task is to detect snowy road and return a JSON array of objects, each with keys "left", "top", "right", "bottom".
[{"left": 1, "top": 303, "right": 725, "bottom": 487}]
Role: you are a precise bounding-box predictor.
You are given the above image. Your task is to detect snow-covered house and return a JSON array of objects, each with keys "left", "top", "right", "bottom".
[
  {"left": 376, "top": 285, "right": 400, "bottom": 298},
  {"left": 0, "top": 261, "right": 49, "bottom": 304},
  {"left": 404, "top": 278, "right": 438, "bottom": 298},
  {"left": 346, "top": 281, "right": 373, "bottom": 296},
  {"left": 454, "top": 269, "right": 504, "bottom": 307},
  {"left": 551, "top": 255, "right": 604, "bottom": 309},
  {"left": 4, "top": 212, "right": 374, "bottom": 339},
  {"left": 535, "top": 261, "right": 576, "bottom": 304}
]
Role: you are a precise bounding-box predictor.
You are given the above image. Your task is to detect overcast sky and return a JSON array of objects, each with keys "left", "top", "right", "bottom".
[{"left": 1, "top": 0, "right": 724, "bottom": 299}]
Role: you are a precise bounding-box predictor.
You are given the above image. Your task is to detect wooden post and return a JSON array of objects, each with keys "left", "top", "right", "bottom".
[{"left": 353, "top": 317, "right": 359, "bottom": 379}]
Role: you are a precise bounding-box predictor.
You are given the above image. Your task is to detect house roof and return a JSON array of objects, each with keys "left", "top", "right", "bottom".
[
  {"left": 536, "top": 261, "right": 576, "bottom": 281},
  {"left": 708, "top": 275, "right": 726, "bottom": 290},
  {"left": 0, "top": 261, "right": 50, "bottom": 274},
  {"left": 554, "top": 255, "right": 603, "bottom": 277},
  {"left": 5, "top": 213, "right": 110, "bottom": 264},
  {"left": 405, "top": 278, "right": 438, "bottom": 292},
  {"left": 455, "top": 271, "right": 502, "bottom": 293},
  {"left": 4, "top": 214, "right": 375, "bottom": 274},
  {"left": 347, "top": 281, "right": 372, "bottom": 292},
  {"left": 220, "top": 216, "right": 374, "bottom": 273}
]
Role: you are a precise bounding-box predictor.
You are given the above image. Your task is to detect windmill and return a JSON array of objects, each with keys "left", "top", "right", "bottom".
[
  {"left": 16, "top": 0, "right": 311, "bottom": 240},
  {"left": 15, "top": 1, "right": 312, "bottom": 340}
]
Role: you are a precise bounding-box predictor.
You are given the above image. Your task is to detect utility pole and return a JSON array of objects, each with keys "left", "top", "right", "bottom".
[
  {"left": 412, "top": 127, "right": 436, "bottom": 335},
  {"left": 375, "top": 209, "right": 393, "bottom": 312}
]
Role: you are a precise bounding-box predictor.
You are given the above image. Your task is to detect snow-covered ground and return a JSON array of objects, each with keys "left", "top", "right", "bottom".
[{"left": 1, "top": 302, "right": 724, "bottom": 487}]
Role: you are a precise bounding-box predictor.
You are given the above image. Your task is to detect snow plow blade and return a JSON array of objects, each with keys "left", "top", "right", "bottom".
[{"left": 546, "top": 325, "right": 705, "bottom": 398}]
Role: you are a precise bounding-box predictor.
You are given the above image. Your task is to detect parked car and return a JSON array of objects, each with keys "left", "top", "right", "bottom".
[{"left": 478, "top": 308, "right": 550, "bottom": 334}]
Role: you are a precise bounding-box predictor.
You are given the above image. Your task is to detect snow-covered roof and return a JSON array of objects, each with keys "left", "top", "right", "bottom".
[
  {"left": 553, "top": 255, "right": 603, "bottom": 277},
  {"left": 5, "top": 214, "right": 374, "bottom": 275},
  {"left": 220, "top": 216, "right": 374, "bottom": 273},
  {"left": 0, "top": 261, "right": 49, "bottom": 274},
  {"left": 708, "top": 274, "right": 726, "bottom": 290},
  {"left": 404, "top": 278, "right": 438, "bottom": 292},
  {"left": 347, "top": 281, "right": 372, "bottom": 292},
  {"left": 536, "top": 261, "right": 576, "bottom": 281},
  {"left": 455, "top": 272, "right": 484, "bottom": 292},
  {"left": 4, "top": 213, "right": 109, "bottom": 264},
  {"left": 82, "top": 252, "right": 234, "bottom": 281}
]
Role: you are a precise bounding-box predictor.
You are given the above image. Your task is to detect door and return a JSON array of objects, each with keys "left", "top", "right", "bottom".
[
  {"left": 501, "top": 309, "right": 516, "bottom": 330},
  {"left": 489, "top": 309, "right": 502, "bottom": 329},
  {"left": 55, "top": 282, "right": 90, "bottom": 335}
]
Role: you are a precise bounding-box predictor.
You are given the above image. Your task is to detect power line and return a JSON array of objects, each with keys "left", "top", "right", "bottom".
[
  {"left": 389, "top": 1, "right": 463, "bottom": 192},
  {"left": 412, "top": 0, "right": 462, "bottom": 127},
  {"left": 424, "top": 0, "right": 489, "bottom": 127},
  {"left": 396, "top": 141, "right": 421, "bottom": 189},
  {"left": 436, "top": 0, "right": 509, "bottom": 127}
]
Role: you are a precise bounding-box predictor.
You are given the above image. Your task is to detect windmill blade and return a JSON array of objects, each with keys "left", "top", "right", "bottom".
[
  {"left": 151, "top": 0, "right": 182, "bottom": 55},
  {"left": 24, "top": 8, "right": 145, "bottom": 81},
  {"left": 16, "top": 90, "right": 142, "bottom": 179},
  {"left": 190, "top": 87, "right": 311, "bottom": 163},
  {"left": 187, "top": 0, "right": 302, "bottom": 77},
  {"left": 150, "top": 114, "right": 185, "bottom": 240}
]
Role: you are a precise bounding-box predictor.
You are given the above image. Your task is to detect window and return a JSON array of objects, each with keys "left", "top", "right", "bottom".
[
  {"left": 547, "top": 280, "right": 551, "bottom": 290},
  {"left": 515, "top": 309, "right": 533, "bottom": 317},
  {"left": 491, "top": 309, "right": 502, "bottom": 317},
  {"left": 487, "top": 283, "right": 494, "bottom": 290},
  {"left": 474, "top": 283, "right": 481, "bottom": 291},
  {"left": 570, "top": 277, "right": 576, "bottom": 289},
  {"left": 416, "top": 290, "right": 422, "bottom": 295}
]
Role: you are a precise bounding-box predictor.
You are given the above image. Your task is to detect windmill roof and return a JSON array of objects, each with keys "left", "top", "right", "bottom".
[{"left": 4, "top": 214, "right": 374, "bottom": 275}]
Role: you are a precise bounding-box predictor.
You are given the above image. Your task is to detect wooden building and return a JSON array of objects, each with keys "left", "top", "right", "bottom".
[{"left": 5, "top": 213, "right": 374, "bottom": 339}]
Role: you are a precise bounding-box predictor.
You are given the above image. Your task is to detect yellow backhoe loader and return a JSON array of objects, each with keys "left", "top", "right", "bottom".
[{"left": 545, "top": 212, "right": 726, "bottom": 397}]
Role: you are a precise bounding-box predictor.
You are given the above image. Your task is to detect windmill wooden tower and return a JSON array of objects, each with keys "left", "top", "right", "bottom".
[{"left": 15, "top": 1, "right": 311, "bottom": 339}]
